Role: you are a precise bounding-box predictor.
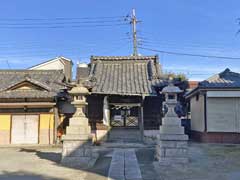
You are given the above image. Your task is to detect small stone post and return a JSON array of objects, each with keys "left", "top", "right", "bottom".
[
  {"left": 156, "top": 81, "right": 189, "bottom": 165},
  {"left": 61, "top": 85, "right": 98, "bottom": 168}
]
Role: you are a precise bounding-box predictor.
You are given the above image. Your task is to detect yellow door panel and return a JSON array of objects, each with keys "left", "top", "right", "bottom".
[{"left": 0, "top": 115, "right": 11, "bottom": 130}]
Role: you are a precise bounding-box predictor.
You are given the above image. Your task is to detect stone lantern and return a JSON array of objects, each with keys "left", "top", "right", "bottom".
[
  {"left": 61, "top": 85, "right": 98, "bottom": 167},
  {"left": 156, "top": 80, "right": 189, "bottom": 165}
]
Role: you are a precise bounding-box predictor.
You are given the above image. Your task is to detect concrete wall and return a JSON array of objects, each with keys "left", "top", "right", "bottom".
[{"left": 190, "top": 94, "right": 205, "bottom": 132}]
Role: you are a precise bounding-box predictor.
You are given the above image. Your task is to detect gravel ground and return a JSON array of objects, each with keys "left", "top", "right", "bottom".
[
  {"left": 0, "top": 146, "right": 90, "bottom": 180},
  {"left": 153, "top": 143, "right": 240, "bottom": 180},
  {"left": 0, "top": 143, "right": 240, "bottom": 180}
]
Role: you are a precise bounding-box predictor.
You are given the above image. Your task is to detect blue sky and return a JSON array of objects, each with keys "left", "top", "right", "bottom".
[{"left": 0, "top": 0, "right": 240, "bottom": 80}]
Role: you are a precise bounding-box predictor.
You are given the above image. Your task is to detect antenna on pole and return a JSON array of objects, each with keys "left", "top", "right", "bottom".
[{"left": 130, "top": 9, "right": 139, "bottom": 56}]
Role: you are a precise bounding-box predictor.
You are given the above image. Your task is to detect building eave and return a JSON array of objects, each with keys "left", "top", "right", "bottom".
[{"left": 185, "top": 87, "right": 240, "bottom": 99}]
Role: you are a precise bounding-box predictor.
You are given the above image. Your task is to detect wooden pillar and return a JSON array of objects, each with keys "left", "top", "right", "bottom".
[
  {"left": 53, "top": 107, "right": 59, "bottom": 144},
  {"left": 138, "top": 105, "right": 144, "bottom": 142}
]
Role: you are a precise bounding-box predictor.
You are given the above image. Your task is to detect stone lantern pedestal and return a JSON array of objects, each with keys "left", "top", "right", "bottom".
[
  {"left": 156, "top": 82, "right": 189, "bottom": 165},
  {"left": 61, "top": 85, "right": 98, "bottom": 168}
]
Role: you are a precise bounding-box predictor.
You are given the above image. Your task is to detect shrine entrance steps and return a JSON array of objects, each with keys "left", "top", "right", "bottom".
[{"left": 107, "top": 128, "right": 141, "bottom": 143}]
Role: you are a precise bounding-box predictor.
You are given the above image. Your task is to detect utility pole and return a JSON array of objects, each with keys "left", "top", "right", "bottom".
[{"left": 131, "top": 9, "right": 138, "bottom": 56}]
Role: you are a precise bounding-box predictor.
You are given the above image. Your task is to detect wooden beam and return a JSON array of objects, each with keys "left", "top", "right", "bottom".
[
  {"left": 109, "top": 103, "right": 141, "bottom": 107},
  {"left": 53, "top": 107, "right": 59, "bottom": 144},
  {"left": 0, "top": 102, "right": 56, "bottom": 108},
  {"left": 138, "top": 105, "right": 144, "bottom": 142}
]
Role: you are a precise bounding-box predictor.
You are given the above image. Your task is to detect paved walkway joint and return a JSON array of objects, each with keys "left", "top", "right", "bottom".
[{"left": 108, "top": 149, "right": 142, "bottom": 180}]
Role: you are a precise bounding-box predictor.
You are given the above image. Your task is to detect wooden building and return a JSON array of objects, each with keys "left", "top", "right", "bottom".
[
  {"left": 78, "top": 56, "right": 164, "bottom": 141},
  {"left": 0, "top": 70, "right": 69, "bottom": 145},
  {"left": 186, "top": 68, "right": 240, "bottom": 143}
]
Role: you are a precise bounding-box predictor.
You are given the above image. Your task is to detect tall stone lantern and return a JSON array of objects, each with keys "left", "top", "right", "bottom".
[
  {"left": 61, "top": 85, "right": 98, "bottom": 167},
  {"left": 156, "top": 81, "right": 189, "bottom": 165}
]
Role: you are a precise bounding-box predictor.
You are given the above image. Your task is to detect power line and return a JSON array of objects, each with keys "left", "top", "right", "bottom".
[
  {"left": 0, "top": 41, "right": 130, "bottom": 59},
  {"left": 138, "top": 30, "right": 237, "bottom": 50},
  {"left": 0, "top": 16, "right": 125, "bottom": 21},
  {"left": 0, "top": 37, "right": 131, "bottom": 47},
  {"left": 139, "top": 46, "right": 240, "bottom": 60},
  {"left": 0, "top": 19, "right": 125, "bottom": 26},
  {"left": 0, "top": 23, "right": 129, "bottom": 29}
]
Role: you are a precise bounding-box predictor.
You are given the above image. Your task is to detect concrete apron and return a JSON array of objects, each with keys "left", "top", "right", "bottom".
[{"left": 108, "top": 149, "right": 142, "bottom": 180}]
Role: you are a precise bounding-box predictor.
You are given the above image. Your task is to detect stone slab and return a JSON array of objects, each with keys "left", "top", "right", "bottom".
[
  {"left": 158, "top": 157, "right": 189, "bottom": 166},
  {"left": 108, "top": 150, "right": 125, "bottom": 180},
  {"left": 160, "top": 125, "right": 185, "bottom": 134},
  {"left": 158, "top": 141, "right": 188, "bottom": 148},
  {"left": 162, "top": 118, "right": 182, "bottom": 125},
  {"left": 69, "top": 117, "right": 89, "bottom": 126},
  {"left": 125, "top": 149, "right": 142, "bottom": 180},
  {"left": 158, "top": 134, "right": 189, "bottom": 141},
  {"left": 66, "top": 126, "right": 90, "bottom": 134},
  {"left": 108, "top": 149, "right": 142, "bottom": 180},
  {"left": 62, "top": 134, "right": 91, "bottom": 141}
]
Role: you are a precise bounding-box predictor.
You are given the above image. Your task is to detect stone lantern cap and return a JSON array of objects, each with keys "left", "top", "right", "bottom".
[
  {"left": 69, "top": 85, "right": 89, "bottom": 95},
  {"left": 162, "top": 82, "right": 182, "bottom": 94}
]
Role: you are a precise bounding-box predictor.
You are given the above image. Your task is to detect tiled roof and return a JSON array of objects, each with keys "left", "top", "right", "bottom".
[
  {"left": 199, "top": 68, "right": 240, "bottom": 88},
  {"left": 185, "top": 68, "right": 240, "bottom": 98},
  {"left": 0, "top": 70, "right": 66, "bottom": 99},
  {"left": 85, "top": 55, "right": 163, "bottom": 96}
]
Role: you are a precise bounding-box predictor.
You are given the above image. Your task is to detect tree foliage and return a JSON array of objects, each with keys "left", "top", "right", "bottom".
[{"left": 163, "top": 71, "right": 188, "bottom": 81}]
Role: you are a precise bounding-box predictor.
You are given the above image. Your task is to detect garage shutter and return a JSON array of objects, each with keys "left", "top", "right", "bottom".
[
  {"left": 11, "top": 115, "right": 39, "bottom": 144},
  {"left": 207, "top": 98, "right": 238, "bottom": 132}
]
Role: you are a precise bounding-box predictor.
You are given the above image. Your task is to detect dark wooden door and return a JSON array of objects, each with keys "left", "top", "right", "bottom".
[{"left": 111, "top": 108, "right": 138, "bottom": 128}]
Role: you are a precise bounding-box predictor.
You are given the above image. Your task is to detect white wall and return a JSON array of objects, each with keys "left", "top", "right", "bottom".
[
  {"left": 30, "top": 58, "right": 72, "bottom": 82},
  {"left": 190, "top": 94, "right": 205, "bottom": 132}
]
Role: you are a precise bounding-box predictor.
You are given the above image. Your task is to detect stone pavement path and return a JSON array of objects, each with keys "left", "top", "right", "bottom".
[{"left": 108, "top": 149, "right": 142, "bottom": 180}]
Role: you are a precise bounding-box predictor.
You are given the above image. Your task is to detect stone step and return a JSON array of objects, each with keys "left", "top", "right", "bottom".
[
  {"left": 160, "top": 125, "right": 184, "bottom": 134},
  {"left": 108, "top": 129, "right": 141, "bottom": 143}
]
